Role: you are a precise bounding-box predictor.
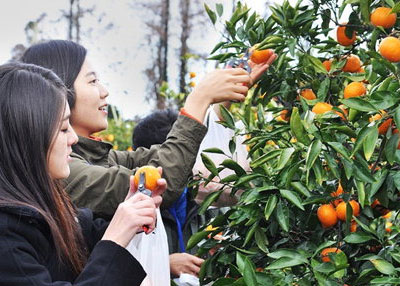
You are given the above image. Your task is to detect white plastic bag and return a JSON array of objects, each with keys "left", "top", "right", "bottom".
[
  {"left": 172, "top": 273, "right": 200, "bottom": 286},
  {"left": 127, "top": 208, "right": 170, "bottom": 286}
]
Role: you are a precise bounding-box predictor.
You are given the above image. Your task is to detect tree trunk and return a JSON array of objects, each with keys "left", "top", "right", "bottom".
[{"left": 178, "top": 0, "right": 190, "bottom": 94}]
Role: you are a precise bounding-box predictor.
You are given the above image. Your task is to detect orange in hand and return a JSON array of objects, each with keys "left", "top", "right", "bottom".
[
  {"left": 250, "top": 48, "right": 274, "bottom": 64},
  {"left": 133, "top": 165, "right": 161, "bottom": 192}
]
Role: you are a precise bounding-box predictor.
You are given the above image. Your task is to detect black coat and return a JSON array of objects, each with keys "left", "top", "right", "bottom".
[{"left": 0, "top": 206, "right": 146, "bottom": 286}]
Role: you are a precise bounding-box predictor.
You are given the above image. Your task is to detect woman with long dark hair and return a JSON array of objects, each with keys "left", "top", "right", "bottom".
[
  {"left": 20, "top": 40, "right": 271, "bottom": 219},
  {"left": 0, "top": 62, "right": 158, "bottom": 285}
]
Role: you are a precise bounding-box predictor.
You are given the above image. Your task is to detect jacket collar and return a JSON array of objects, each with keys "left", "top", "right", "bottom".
[
  {"left": 72, "top": 136, "right": 113, "bottom": 163},
  {"left": 0, "top": 204, "right": 44, "bottom": 220}
]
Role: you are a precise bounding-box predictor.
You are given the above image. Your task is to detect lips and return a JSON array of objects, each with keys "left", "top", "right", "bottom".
[{"left": 98, "top": 104, "right": 108, "bottom": 111}]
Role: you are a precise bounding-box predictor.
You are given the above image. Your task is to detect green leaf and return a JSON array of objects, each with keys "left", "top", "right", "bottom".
[
  {"left": 243, "top": 257, "right": 257, "bottom": 286},
  {"left": 243, "top": 223, "right": 257, "bottom": 247},
  {"left": 204, "top": 3, "right": 217, "bottom": 24},
  {"left": 363, "top": 126, "right": 378, "bottom": 161},
  {"left": 221, "top": 159, "right": 247, "bottom": 176},
  {"left": 341, "top": 98, "right": 377, "bottom": 112},
  {"left": 254, "top": 227, "right": 268, "bottom": 253},
  {"left": 394, "top": 105, "right": 400, "bottom": 130},
  {"left": 353, "top": 161, "right": 376, "bottom": 184},
  {"left": 307, "top": 55, "right": 328, "bottom": 74},
  {"left": 352, "top": 125, "right": 375, "bottom": 156},
  {"left": 275, "top": 199, "right": 289, "bottom": 232},
  {"left": 201, "top": 153, "right": 219, "bottom": 177},
  {"left": 360, "top": 0, "right": 370, "bottom": 23},
  {"left": 355, "top": 180, "right": 366, "bottom": 207},
  {"left": 276, "top": 148, "right": 295, "bottom": 170},
  {"left": 306, "top": 140, "right": 322, "bottom": 170},
  {"left": 290, "top": 107, "right": 311, "bottom": 145},
  {"left": 198, "top": 190, "right": 223, "bottom": 214},
  {"left": 264, "top": 195, "right": 278, "bottom": 220},
  {"left": 280, "top": 189, "right": 305, "bottom": 210},
  {"left": 328, "top": 142, "right": 351, "bottom": 161},
  {"left": 385, "top": 133, "right": 399, "bottom": 165},
  {"left": 186, "top": 231, "right": 209, "bottom": 250},
  {"left": 250, "top": 149, "right": 281, "bottom": 168},
  {"left": 323, "top": 152, "right": 340, "bottom": 179},
  {"left": 393, "top": 2, "right": 400, "bottom": 13},
  {"left": 234, "top": 173, "right": 264, "bottom": 187},
  {"left": 317, "top": 78, "right": 330, "bottom": 101},
  {"left": 370, "top": 259, "right": 396, "bottom": 275},
  {"left": 203, "top": 147, "right": 226, "bottom": 155},
  {"left": 216, "top": 3, "right": 223, "bottom": 16},
  {"left": 371, "top": 277, "right": 400, "bottom": 284},
  {"left": 236, "top": 252, "right": 246, "bottom": 275},
  {"left": 290, "top": 181, "right": 311, "bottom": 197},
  {"left": 219, "top": 105, "right": 235, "bottom": 129},
  {"left": 265, "top": 257, "right": 305, "bottom": 270},
  {"left": 344, "top": 232, "right": 374, "bottom": 243}
]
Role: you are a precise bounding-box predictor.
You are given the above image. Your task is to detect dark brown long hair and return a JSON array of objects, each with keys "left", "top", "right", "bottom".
[
  {"left": 0, "top": 63, "right": 86, "bottom": 274},
  {"left": 20, "top": 40, "right": 87, "bottom": 109}
]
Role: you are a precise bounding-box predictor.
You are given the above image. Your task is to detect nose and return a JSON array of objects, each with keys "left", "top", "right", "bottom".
[
  {"left": 68, "top": 124, "right": 79, "bottom": 146},
  {"left": 98, "top": 82, "right": 109, "bottom": 99}
]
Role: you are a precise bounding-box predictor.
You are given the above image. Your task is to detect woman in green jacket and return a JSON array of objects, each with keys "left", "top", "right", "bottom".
[{"left": 21, "top": 40, "right": 263, "bottom": 219}]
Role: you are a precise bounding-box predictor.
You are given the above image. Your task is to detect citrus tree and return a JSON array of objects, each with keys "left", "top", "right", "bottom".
[{"left": 188, "top": 1, "right": 400, "bottom": 285}]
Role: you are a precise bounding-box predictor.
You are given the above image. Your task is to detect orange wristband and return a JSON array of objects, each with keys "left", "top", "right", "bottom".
[{"left": 179, "top": 108, "right": 203, "bottom": 124}]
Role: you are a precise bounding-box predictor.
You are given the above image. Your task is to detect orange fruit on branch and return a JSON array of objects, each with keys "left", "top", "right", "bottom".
[
  {"left": 379, "top": 37, "right": 400, "bottom": 63},
  {"left": 317, "top": 204, "right": 338, "bottom": 228},
  {"left": 344, "top": 82, "right": 366, "bottom": 99},
  {"left": 322, "top": 60, "right": 332, "bottom": 72},
  {"left": 378, "top": 118, "right": 393, "bottom": 135},
  {"left": 336, "top": 200, "right": 360, "bottom": 221},
  {"left": 300, "top": 89, "right": 316, "bottom": 100},
  {"left": 133, "top": 165, "right": 161, "bottom": 191},
  {"left": 312, "top": 102, "right": 333, "bottom": 114},
  {"left": 321, "top": 248, "right": 342, "bottom": 262},
  {"left": 330, "top": 183, "right": 344, "bottom": 206},
  {"left": 370, "top": 7, "right": 397, "bottom": 28},
  {"left": 342, "top": 55, "right": 362, "bottom": 73},
  {"left": 337, "top": 24, "right": 356, "bottom": 46},
  {"left": 250, "top": 48, "right": 274, "bottom": 64}
]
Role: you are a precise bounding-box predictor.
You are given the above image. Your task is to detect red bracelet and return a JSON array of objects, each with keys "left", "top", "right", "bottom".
[{"left": 179, "top": 108, "right": 203, "bottom": 124}]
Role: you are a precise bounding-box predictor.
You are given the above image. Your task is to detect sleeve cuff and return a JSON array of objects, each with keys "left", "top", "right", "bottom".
[{"left": 179, "top": 108, "right": 203, "bottom": 124}]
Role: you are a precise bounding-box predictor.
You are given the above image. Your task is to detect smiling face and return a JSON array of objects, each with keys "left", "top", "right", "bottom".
[
  {"left": 48, "top": 104, "right": 78, "bottom": 180},
  {"left": 70, "top": 58, "right": 109, "bottom": 137}
]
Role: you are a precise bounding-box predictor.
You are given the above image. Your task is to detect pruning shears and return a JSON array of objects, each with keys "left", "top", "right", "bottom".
[
  {"left": 138, "top": 172, "right": 152, "bottom": 232},
  {"left": 225, "top": 48, "right": 252, "bottom": 73}
]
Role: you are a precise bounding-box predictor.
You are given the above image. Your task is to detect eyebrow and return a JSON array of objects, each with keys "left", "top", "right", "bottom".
[{"left": 85, "top": 71, "right": 97, "bottom": 77}]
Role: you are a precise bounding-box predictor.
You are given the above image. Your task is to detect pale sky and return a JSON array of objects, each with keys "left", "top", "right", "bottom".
[{"left": 0, "top": 0, "right": 291, "bottom": 119}]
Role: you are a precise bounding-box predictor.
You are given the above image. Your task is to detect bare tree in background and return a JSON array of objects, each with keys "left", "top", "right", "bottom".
[
  {"left": 140, "top": 0, "right": 170, "bottom": 110},
  {"left": 62, "top": 0, "right": 94, "bottom": 43}
]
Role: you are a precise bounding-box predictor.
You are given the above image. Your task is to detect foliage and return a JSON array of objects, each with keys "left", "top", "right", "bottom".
[
  {"left": 191, "top": 0, "right": 400, "bottom": 285},
  {"left": 95, "top": 105, "right": 136, "bottom": 151}
]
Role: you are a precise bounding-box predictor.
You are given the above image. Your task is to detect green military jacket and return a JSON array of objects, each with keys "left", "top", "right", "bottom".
[{"left": 65, "top": 115, "right": 207, "bottom": 219}]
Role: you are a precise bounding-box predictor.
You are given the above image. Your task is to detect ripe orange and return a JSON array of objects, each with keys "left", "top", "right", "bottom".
[
  {"left": 322, "top": 60, "right": 332, "bottom": 72},
  {"left": 331, "top": 183, "right": 344, "bottom": 206},
  {"left": 386, "top": 222, "right": 393, "bottom": 233},
  {"left": 350, "top": 220, "right": 357, "bottom": 233},
  {"left": 342, "top": 55, "right": 362, "bottom": 73},
  {"left": 337, "top": 24, "right": 356, "bottom": 46},
  {"left": 382, "top": 211, "right": 392, "bottom": 219},
  {"left": 250, "top": 48, "right": 274, "bottom": 64},
  {"left": 336, "top": 105, "right": 348, "bottom": 120},
  {"left": 378, "top": 118, "right": 393, "bottom": 135},
  {"left": 312, "top": 102, "right": 333, "bottom": 114},
  {"left": 371, "top": 199, "right": 381, "bottom": 208},
  {"left": 317, "top": 204, "right": 338, "bottom": 228},
  {"left": 336, "top": 200, "right": 360, "bottom": 221},
  {"left": 379, "top": 37, "right": 400, "bottom": 63},
  {"left": 280, "top": 109, "right": 290, "bottom": 121},
  {"left": 344, "top": 82, "right": 366, "bottom": 99},
  {"left": 133, "top": 165, "right": 161, "bottom": 191},
  {"left": 370, "top": 7, "right": 397, "bottom": 28},
  {"left": 300, "top": 89, "right": 316, "bottom": 100},
  {"left": 321, "top": 248, "right": 342, "bottom": 262}
]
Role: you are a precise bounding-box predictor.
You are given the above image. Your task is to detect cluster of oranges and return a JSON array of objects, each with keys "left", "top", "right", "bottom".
[
  {"left": 337, "top": 7, "right": 400, "bottom": 63},
  {"left": 317, "top": 183, "right": 360, "bottom": 229}
]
